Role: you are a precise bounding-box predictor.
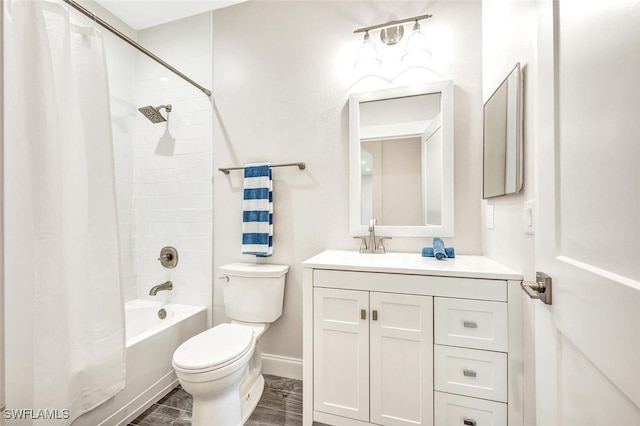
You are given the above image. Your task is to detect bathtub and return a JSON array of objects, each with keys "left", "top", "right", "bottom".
[{"left": 75, "top": 300, "right": 207, "bottom": 426}]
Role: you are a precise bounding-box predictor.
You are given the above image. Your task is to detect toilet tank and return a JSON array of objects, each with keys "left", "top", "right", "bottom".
[{"left": 220, "top": 263, "right": 289, "bottom": 323}]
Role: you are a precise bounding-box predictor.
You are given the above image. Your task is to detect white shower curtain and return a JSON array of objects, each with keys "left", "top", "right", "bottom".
[{"left": 4, "top": 0, "right": 125, "bottom": 423}]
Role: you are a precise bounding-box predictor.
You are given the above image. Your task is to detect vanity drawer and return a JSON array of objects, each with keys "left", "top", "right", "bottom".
[
  {"left": 435, "top": 298, "right": 508, "bottom": 352},
  {"left": 434, "top": 392, "right": 507, "bottom": 426},
  {"left": 313, "top": 269, "right": 507, "bottom": 302},
  {"left": 434, "top": 345, "right": 507, "bottom": 402}
]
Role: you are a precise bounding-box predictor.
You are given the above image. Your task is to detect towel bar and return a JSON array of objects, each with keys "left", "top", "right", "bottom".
[{"left": 218, "top": 162, "right": 306, "bottom": 174}]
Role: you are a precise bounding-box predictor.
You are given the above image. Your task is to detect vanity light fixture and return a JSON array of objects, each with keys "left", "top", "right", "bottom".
[
  {"left": 353, "top": 13, "right": 432, "bottom": 69},
  {"left": 354, "top": 13, "right": 432, "bottom": 45}
]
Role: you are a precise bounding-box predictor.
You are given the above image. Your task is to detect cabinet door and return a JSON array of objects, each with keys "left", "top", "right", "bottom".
[
  {"left": 313, "top": 288, "right": 369, "bottom": 421},
  {"left": 370, "top": 292, "right": 433, "bottom": 426}
]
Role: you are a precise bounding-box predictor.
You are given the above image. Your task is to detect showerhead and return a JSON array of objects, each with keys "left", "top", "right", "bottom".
[{"left": 138, "top": 104, "right": 172, "bottom": 123}]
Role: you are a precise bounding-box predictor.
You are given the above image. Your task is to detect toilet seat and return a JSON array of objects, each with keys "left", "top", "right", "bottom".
[{"left": 173, "top": 323, "right": 253, "bottom": 373}]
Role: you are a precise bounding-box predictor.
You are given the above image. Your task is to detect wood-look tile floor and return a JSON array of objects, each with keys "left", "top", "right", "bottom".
[{"left": 129, "top": 374, "right": 302, "bottom": 426}]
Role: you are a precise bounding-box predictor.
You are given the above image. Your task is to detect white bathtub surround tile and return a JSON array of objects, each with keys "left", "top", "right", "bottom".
[
  {"left": 129, "top": 12, "right": 212, "bottom": 313},
  {"left": 113, "top": 79, "right": 212, "bottom": 309}
]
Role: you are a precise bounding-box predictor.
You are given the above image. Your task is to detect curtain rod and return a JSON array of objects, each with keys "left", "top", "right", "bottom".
[{"left": 63, "top": 0, "right": 212, "bottom": 97}]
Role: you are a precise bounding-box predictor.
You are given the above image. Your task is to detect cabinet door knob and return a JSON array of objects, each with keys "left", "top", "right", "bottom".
[
  {"left": 463, "top": 321, "right": 477, "bottom": 328},
  {"left": 463, "top": 419, "right": 476, "bottom": 426},
  {"left": 361, "top": 309, "right": 366, "bottom": 320},
  {"left": 372, "top": 310, "right": 378, "bottom": 321}
]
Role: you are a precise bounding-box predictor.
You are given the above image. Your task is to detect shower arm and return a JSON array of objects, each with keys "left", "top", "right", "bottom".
[{"left": 63, "top": 0, "right": 212, "bottom": 97}]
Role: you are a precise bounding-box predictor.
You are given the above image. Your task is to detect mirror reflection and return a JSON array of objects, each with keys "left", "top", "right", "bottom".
[
  {"left": 349, "top": 81, "right": 454, "bottom": 238},
  {"left": 359, "top": 93, "right": 442, "bottom": 226}
]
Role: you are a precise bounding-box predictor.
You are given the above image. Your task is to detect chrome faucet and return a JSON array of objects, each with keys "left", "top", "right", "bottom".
[
  {"left": 149, "top": 280, "right": 173, "bottom": 295},
  {"left": 368, "top": 218, "right": 377, "bottom": 251},
  {"left": 354, "top": 218, "right": 391, "bottom": 254}
]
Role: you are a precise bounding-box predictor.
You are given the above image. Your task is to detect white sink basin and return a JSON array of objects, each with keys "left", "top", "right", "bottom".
[
  {"left": 302, "top": 250, "right": 522, "bottom": 280},
  {"left": 320, "top": 250, "right": 420, "bottom": 267}
]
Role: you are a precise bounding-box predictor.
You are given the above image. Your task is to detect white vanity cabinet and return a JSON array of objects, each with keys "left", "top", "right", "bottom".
[
  {"left": 303, "top": 251, "right": 524, "bottom": 426},
  {"left": 314, "top": 287, "right": 433, "bottom": 425}
]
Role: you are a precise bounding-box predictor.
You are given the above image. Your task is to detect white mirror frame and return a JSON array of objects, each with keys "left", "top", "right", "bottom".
[{"left": 349, "top": 80, "right": 454, "bottom": 237}]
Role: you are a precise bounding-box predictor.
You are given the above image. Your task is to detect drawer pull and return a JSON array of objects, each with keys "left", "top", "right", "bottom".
[
  {"left": 463, "top": 369, "right": 477, "bottom": 378},
  {"left": 372, "top": 310, "right": 378, "bottom": 321},
  {"left": 361, "top": 309, "right": 366, "bottom": 320},
  {"left": 463, "top": 321, "right": 478, "bottom": 328},
  {"left": 463, "top": 419, "right": 476, "bottom": 426}
]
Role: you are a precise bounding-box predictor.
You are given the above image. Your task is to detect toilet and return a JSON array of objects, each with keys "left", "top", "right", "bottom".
[{"left": 172, "top": 263, "right": 289, "bottom": 426}]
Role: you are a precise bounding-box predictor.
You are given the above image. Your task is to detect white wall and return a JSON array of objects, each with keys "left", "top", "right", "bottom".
[
  {"left": 211, "top": 0, "right": 483, "bottom": 361},
  {"left": 481, "top": 1, "right": 537, "bottom": 424},
  {"left": 133, "top": 13, "right": 213, "bottom": 319}
]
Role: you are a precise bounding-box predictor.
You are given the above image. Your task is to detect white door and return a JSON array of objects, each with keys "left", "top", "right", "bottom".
[
  {"left": 313, "top": 288, "right": 369, "bottom": 421},
  {"left": 535, "top": 1, "right": 640, "bottom": 424},
  {"left": 370, "top": 292, "right": 433, "bottom": 426}
]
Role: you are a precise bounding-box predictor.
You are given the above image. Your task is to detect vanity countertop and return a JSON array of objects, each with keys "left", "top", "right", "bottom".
[{"left": 302, "top": 250, "right": 522, "bottom": 281}]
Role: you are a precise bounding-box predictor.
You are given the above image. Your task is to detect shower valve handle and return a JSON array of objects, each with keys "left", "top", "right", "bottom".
[{"left": 158, "top": 246, "right": 178, "bottom": 269}]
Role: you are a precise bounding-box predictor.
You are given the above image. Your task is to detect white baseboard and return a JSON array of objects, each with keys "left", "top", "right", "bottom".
[{"left": 261, "top": 353, "right": 302, "bottom": 380}]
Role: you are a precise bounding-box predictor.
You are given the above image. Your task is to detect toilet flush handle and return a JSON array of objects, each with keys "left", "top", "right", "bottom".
[{"left": 218, "top": 275, "right": 229, "bottom": 283}]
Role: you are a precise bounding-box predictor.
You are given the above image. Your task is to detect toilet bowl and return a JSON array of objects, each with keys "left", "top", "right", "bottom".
[
  {"left": 172, "top": 263, "right": 288, "bottom": 426},
  {"left": 172, "top": 323, "right": 257, "bottom": 425}
]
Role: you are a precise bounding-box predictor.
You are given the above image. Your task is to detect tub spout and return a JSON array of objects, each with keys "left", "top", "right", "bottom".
[{"left": 149, "top": 280, "right": 173, "bottom": 295}]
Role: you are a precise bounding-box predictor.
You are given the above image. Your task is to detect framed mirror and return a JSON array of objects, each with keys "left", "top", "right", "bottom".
[
  {"left": 349, "top": 81, "right": 454, "bottom": 237},
  {"left": 483, "top": 63, "right": 523, "bottom": 198}
]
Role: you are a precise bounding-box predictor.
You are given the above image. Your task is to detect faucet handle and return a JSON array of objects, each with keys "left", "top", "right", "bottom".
[
  {"left": 158, "top": 253, "right": 172, "bottom": 261},
  {"left": 158, "top": 246, "right": 178, "bottom": 269},
  {"left": 377, "top": 236, "right": 392, "bottom": 253},
  {"left": 353, "top": 236, "right": 368, "bottom": 253}
]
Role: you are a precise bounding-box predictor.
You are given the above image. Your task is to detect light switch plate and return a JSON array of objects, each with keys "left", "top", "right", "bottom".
[
  {"left": 524, "top": 200, "right": 535, "bottom": 234},
  {"left": 486, "top": 204, "right": 494, "bottom": 230}
]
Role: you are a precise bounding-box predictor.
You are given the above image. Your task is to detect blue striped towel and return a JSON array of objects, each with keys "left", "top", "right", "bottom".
[{"left": 242, "top": 163, "right": 273, "bottom": 257}]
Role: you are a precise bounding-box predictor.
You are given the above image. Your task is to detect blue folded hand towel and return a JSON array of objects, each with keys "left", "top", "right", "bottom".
[
  {"left": 242, "top": 163, "right": 273, "bottom": 257},
  {"left": 433, "top": 237, "right": 447, "bottom": 259},
  {"left": 421, "top": 246, "right": 455, "bottom": 258}
]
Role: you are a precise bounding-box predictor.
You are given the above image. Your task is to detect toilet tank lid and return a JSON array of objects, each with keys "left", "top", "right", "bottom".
[{"left": 220, "top": 262, "right": 289, "bottom": 278}]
